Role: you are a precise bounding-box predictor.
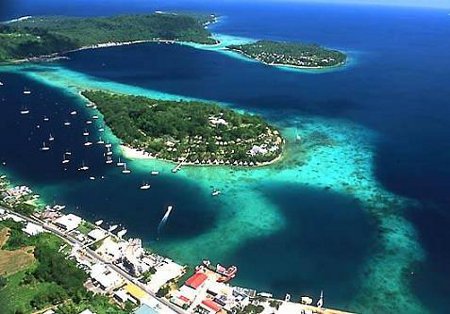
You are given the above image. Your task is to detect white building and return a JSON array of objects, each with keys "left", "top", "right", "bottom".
[
  {"left": 22, "top": 222, "right": 44, "bottom": 236},
  {"left": 54, "top": 213, "right": 82, "bottom": 231},
  {"left": 87, "top": 228, "right": 107, "bottom": 241},
  {"left": 90, "top": 263, "right": 123, "bottom": 292}
]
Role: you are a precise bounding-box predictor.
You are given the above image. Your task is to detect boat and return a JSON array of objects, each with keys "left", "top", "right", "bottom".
[
  {"left": 98, "top": 127, "right": 105, "bottom": 132},
  {"left": 40, "top": 142, "right": 50, "bottom": 151},
  {"left": 89, "top": 176, "right": 96, "bottom": 180},
  {"left": 105, "top": 142, "right": 112, "bottom": 148},
  {"left": 151, "top": 170, "right": 159, "bottom": 176},
  {"left": 295, "top": 124, "right": 302, "bottom": 142},
  {"left": 86, "top": 103, "right": 94, "bottom": 108},
  {"left": 65, "top": 151, "right": 72, "bottom": 156},
  {"left": 105, "top": 156, "right": 113, "bottom": 164},
  {"left": 97, "top": 137, "right": 105, "bottom": 144},
  {"left": 140, "top": 182, "right": 151, "bottom": 190},
  {"left": 23, "top": 89, "right": 31, "bottom": 95},
  {"left": 83, "top": 129, "right": 89, "bottom": 136},
  {"left": 43, "top": 116, "right": 49, "bottom": 122},
  {"left": 84, "top": 137, "right": 93, "bottom": 146},
  {"left": 64, "top": 121, "right": 71, "bottom": 126},
  {"left": 48, "top": 133, "right": 54, "bottom": 141},
  {"left": 108, "top": 225, "right": 118, "bottom": 232},
  {"left": 106, "top": 148, "right": 113, "bottom": 156},
  {"left": 95, "top": 220, "right": 103, "bottom": 226},
  {"left": 212, "top": 189, "right": 221, "bottom": 196},
  {"left": 62, "top": 154, "right": 70, "bottom": 164},
  {"left": 116, "top": 157, "right": 125, "bottom": 167},
  {"left": 117, "top": 229, "right": 127, "bottom": 238},
  {"left": 70, "top": 110, "right": 77, "bottom": 115},
  {"left": 92, "top": 115, "right": 99, "bottom": 120},
  {"left": 122, "top": 164, "right": 131, "bottom": 174},
  {"left": 20, "top": 108, "right": 30, "bottom": 115},
  {"left": 0, "top": 81, "right": 3, "bottom": 86},
  {"left": 78, "top": 161, "right": 89, "bottom": 171},
  {"left": 86, "top": 120, "right": 92, "bottom": 125}
]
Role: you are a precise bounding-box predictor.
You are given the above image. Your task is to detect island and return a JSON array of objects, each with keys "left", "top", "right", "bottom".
[
  {"left": 227, "top": 40, "right": 347, "bottom": 69},
  {"left": 81, "top": 90, "right": 283, "bottom": 166},
  {"left": 0, "top": 12, "right": 217, "bottom": 62}
]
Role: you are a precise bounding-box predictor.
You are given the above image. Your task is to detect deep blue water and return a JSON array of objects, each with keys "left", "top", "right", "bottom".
[{"left": 1, "top": 1, "right": 450, "bottom": 313}]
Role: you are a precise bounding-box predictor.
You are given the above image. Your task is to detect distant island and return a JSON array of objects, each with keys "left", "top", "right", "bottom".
[
  {"left": 81, "top": 91, "right": 283, "bottom": 166},
  {"left": 0, "top": 12, "right": 217, "bottom": 62},
  {"left": 227, "top": 40, "right": 347, "bottom": 69}
]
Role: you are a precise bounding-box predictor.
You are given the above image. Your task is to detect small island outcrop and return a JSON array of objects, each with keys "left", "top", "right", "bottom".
[
  {"left": 227, "top": 40, "right": 346, "bottom": 69},
  {"left": 82, "top": 91, "right": 283, "bottom": 166}
]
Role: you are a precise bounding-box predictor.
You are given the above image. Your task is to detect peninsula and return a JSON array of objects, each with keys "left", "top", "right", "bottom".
[
  {"left": 81, "top": 90, "right": 283, "bottom": 166},
  {"left": 0, "top": 12, "right": 217, "bottom": 62},
  {"left": 227, "top": 40, "right": 347, "bottom": 68}
]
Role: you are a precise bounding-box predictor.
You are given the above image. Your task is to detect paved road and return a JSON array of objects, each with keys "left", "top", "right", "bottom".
[{"left": 1, "top": 206, "right": 187, "bottom": 314}]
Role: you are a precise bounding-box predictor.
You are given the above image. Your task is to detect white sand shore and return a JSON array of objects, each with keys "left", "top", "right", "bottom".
[{"left": 120, "top": 145, "right": 155, "bottom": 160}]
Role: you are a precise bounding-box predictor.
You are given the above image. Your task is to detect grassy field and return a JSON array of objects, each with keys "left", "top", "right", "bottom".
[{"left": 0, "top": 228, "right": 35, "bottom": 276}]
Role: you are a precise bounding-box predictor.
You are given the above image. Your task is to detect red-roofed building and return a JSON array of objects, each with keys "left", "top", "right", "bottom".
[
  {"left": 185, "top": 272, "right": 208, "bottom": 290},
  {"left": 201, "top": 299, "right": 222, "bottom": 313}
]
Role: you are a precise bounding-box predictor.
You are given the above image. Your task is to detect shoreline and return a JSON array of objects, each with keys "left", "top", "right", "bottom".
[
  {"left": 5, "top": 38, "right": 221, "bottom": 65},
  {"left": 121, "top": 144, "right": 284, "bottom": 168},
  {"left": 226, "top": 47, "right": 347, "bottom": 70}
]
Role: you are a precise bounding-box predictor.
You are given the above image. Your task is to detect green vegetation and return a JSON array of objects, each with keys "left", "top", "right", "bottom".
[
  {"left": 82, "top": 90, "right": 283, "bottom": 165},
  {"left": 238, "top": 304, "right": 265, "bottom": 314},
  {"left": 141, "top": 266, "right": 157, "bottom": 283},
  {"left": 76, "top": 221, "right": 95, "bottom": 236},
  {"left": 0, "top": 220, "right": 127, "bottom": 313},
  {"left": 228, "top": 40, "right": 347, "bottom": 68},
  {"left": 0, "top": 13, "right": 216, "bottom": 62}
]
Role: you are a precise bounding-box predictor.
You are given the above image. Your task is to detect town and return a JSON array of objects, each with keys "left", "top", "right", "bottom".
[{"left": 0, "top": 176, "right": 353, "bottom": 314}]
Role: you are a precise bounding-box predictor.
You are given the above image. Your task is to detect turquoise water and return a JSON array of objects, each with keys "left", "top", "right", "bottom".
[{"left": 1, "top": 2, "right": 450, "bottom": 313}]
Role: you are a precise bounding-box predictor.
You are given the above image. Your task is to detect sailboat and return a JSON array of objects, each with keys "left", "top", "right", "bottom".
[
  {"left": 0, "top": 81, "right": 3, "bottom": 86},
  {"left": 83, "top": 129, "right": 89, "bottom": 136},
  {"left": 140, "top": 182, "right": 151, "bottom": 190},
  {"left": 116, "top": 157, "right": 125, "bottom": 167},
  {"left": 295, "top": 124, "right": 301, "bottom": 142},
  {"left": 40, "top": 142, "right": 50, "bottom": 151},
  {"left": 64, "top": 121, "right": 71, "bottom": 126},
  {"left": 48, "top": 133, "right": 55, "bottom": 141},
  {"left": 84, "top": 137, "right": 93, "bottom": 146},
  {"left": 62, "top": 154, "right": 70, "bottom": 164},
  {"left": 23, "top": 89, "right": 31, "bottom": 95},
  {"left": 105, "top": 156, "right": 113, "bottom": 164},
  {"left": 106, "top": 147, "right": 113, "bottom": 156},
  {"left": 317, "top": 290, "right": 324, "bottom": 308},
  {"left": 105, "top": 142, "right": 112, "bottom": 148},
  {"left": 78, "top": 161, "right": 89, "bottom": 171},
  {"left": 86, "top": 120, "right": 92, "bottom": 125},
  {"left": 70, "top": 110, "right": 77, "bottom": 115},
  {"left": 43, "top": 116, "right": 50, "bottom": 122},
  {"left": 122, "top": 163, "right": 131, "bottom": 174},
  {"left": 20, "top": 107, "right": 30, "bottom": 115},
  {"left": 92, "top": 115, "right": 99, "bottom": 120},
  {"left": 151, "top": 170, "right": 159, "bottom": 176},
  {"left": 97, "top": 137, "right": 105, "bottom": 144},
  {"left": 211, "top": 188, "right": 221, "bottom": 196}
]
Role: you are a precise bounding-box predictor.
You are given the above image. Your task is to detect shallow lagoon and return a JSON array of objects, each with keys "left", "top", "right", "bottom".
[{"left": 1, "top": 2, "right": 450, "bottom": 313}]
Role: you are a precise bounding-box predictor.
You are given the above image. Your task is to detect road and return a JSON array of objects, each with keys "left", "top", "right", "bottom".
[{"left": 1, "top": 206, "right": 188, "bottom": 314}]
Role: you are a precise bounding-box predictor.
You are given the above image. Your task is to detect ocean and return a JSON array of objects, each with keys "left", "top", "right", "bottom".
[{"left": 1, "top": 1, "right": 449, "bottom": 313}]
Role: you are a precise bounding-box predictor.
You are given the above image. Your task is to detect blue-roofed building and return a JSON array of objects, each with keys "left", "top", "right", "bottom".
[{"left": 133, "top": 304, "right": 159, "bottom": 314}]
